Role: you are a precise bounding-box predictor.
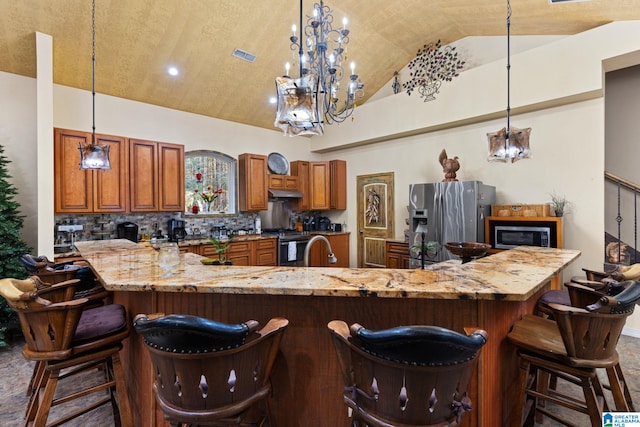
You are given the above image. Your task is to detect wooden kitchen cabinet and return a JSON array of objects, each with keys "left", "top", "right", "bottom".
[
  {"left": 268, "top": 174, "right": 299, "bottom": 191},
  {"left": 54, "top": 128, "right": 128, "bottom": 213},
  {"left": 227, "top": 241, "right": 252, "bottom": 266},
  {"left": 290, "top": 161, "right": 310, "bottom": 210},
  {"left": 238, "top": 153, "right": 268, "bottom": 211},
  {"left": 329, "top": 160, "right": 347, "bottom": 209},
  {"left": 254, "top": 238, "right": 277, "bottom": 266},
  {"left": 159, "top": 143, "right": 185, "bottom": 211},
  {"left": 309, "top": 161, "right": 330, "bottom": 210},
  {"left": 129, "top": 139, "right": 184, "bottom": 212},
  {"left": 309, "top": 233, "right": 350, "bottom": 267},
  {"left": 307, "top": 160, "right": 347, "bottom": 210},
  {"left": 198, "top": 238, "right": 277, "bottom": 266},
  {"left": 385, "top": 240, "right": 410, "bottom": 269}
]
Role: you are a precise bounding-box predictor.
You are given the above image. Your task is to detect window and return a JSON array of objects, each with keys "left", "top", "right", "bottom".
[{"left": 185, "top": 150, "right": 236, "bottom": 215}]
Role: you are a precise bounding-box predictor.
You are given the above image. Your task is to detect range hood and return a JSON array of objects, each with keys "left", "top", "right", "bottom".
[{"left": 268, "top": 189, "right": 303, "bottom": 198}]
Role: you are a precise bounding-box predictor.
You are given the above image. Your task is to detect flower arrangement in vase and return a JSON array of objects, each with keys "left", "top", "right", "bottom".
[{"left": 194, "top": 186, "right": 223, "bottom": 212}]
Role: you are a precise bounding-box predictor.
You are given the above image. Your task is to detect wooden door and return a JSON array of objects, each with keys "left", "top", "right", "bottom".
[
  {"left": 357, "top": 172, "right": 394, "bottom": 268},
  {"left": 93, "top": 134, "right": 128, "bottom": 212},
  {"left": 158, "top": 142, "right": 184, "bottom": 212},
  {"left": 309, "top": 161, "right": 330, "bottom": 210},
  {"left": 129, "top": 139, "right": 159, "bottom": 212}
]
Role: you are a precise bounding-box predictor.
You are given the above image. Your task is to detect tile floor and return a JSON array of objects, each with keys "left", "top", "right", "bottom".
[{"left": 1, "top": 334, "right": 639, "bottom": 426}]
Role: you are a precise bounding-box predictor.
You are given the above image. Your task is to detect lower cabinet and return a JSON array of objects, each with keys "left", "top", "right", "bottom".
[
  {"left": 254, "top": 239, "right": 277, "bottom": 266},
  {"left": 309, "top": 233, "right": 350, "bottom": 268},
  {"left": 385, "top": 241, "right": 410, "bottom": 269},
  {"left": 195, "top": 238, "right": 277, "bottom": 266}
]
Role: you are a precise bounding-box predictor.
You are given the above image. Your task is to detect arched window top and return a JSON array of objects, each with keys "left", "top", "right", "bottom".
[{"left": 185, "top": 150, "right": 236, "bottom": 215}]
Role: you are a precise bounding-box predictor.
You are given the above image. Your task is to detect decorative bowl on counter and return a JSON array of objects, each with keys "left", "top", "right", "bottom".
[{"left": 444, "top": 242, "right": 490, "bottom": 264}]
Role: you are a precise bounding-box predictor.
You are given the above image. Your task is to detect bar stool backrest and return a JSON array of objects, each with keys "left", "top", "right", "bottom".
[
  {"left": 134, "top": 314, "right": 288, "bottom": 425},
  {"left": 328, "top": 320, "right": 487, "bottom": 426}
]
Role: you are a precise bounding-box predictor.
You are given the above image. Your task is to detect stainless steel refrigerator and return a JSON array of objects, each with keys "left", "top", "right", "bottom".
[{"left": 409, "top": 181, "right": 495, "bottom": 267}]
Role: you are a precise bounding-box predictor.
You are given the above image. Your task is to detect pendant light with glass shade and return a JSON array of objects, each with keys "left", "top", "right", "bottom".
[
  {"left": 78, "top": 0, "right": 111, "bottom": 170},
  {"left": 486, "top": 0, "right": 531, "bottom": 163}
]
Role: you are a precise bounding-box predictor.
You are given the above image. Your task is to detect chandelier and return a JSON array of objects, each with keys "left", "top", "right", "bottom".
[
  {"left": 78, "top": 0, "right": 111, "bottom": 170},
  {"left": 486, "top": 0, "right": 531, "bottom": 163},
  {"left": 274, "top": 0, "right": 364, "bottom": 136}
]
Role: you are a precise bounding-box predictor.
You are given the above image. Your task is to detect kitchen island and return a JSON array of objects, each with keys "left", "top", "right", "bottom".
[{"left": 75, "top": 239, "right": 580, "bottom": 427}]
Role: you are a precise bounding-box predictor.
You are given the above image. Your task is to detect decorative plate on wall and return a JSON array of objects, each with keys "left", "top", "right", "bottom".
[{"left": 267, "top": 152, "right": 289, "bottom": 175}]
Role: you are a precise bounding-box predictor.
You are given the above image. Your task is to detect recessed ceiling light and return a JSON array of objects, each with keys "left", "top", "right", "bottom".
[
  {"left": 167, "top": 66, "right": 179, "bottom": 76},
  {"left": 269, "top": 97, "right": 277, "bottom": 104}
]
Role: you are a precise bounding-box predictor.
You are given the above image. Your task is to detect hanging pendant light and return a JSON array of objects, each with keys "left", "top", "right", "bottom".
[
  {"left": 487, "top": 0, "right": 531, "bottom": 163},
  {"left": 79, "top": 0, "right": 111, "bottom": 170}
]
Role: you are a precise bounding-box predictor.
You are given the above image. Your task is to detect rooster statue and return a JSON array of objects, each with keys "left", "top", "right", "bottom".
[{"left": 438, "top": 149, "right": 460, "bottom": 182}]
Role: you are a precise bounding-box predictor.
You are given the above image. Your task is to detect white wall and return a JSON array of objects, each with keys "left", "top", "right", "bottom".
[
  {"left": 0, "top": 71, "right": 38, "bottom": 252},
  {"left": 53, "top": 85, "right": 315, "bottom": 162}
]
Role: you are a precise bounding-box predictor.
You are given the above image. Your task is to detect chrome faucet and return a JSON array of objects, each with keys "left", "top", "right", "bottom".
[{"left": 303, "top": 235, "right": 338, "bottom": 267}]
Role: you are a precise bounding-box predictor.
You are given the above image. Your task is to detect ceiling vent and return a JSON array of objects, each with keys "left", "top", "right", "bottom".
[
  {"left": 548, "top": 0, "right": 591, "bottom": 3},
  {"left": 232, "top": 48, "right": 256, "bottom": 63}
]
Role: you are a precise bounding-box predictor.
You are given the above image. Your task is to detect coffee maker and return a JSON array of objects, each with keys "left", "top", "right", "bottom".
[
  {"left": 168, "top": 219, "right": 186, "bottom": 242},
  {"left": 116, "top": 222, "right": 139, "bottom": 242}
]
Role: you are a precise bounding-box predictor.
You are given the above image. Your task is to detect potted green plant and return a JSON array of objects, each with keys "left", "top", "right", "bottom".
[
  {"left": 203, "top": 234, "right": 233, "bottom": 265},
  {"left": 550, "top": 193, "right": 569, "bottom": 217}
]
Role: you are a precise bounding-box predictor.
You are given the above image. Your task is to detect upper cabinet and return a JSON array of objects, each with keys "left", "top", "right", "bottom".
[
  {"left": 129, "top": 139, "right": 158, "bottom": 212},
  {"left": 158, "top": 143, "right": 185, "bottom": 211},
  {"left": 329, "top": 160, "right": 346, "bottom": 210},
  {"left": 268, "top": 174, "right": 299, "bottom": 191},
  {"left": 54, "top": 128, "right": 128, "bottom": 213},
  {"left": 309, "top": 162, "right": 331, "bottom": 210},
  {"left": 54, "top": 128, "right": 184, "bottom": 214},
  {"left": 237, "top": 154, "right": 346, "bottom": 212},
  {"left": 129, "top": 139, "right": 185, "bottom": 212},
  {"left": 238, "top": 153, "right": 268, "bottom": 211},
  {"left": 305, "top": 160, "right": 347, "bottom": 210},
  {"left": 290, "top": 161, "right": 310, "bottom": 210}
]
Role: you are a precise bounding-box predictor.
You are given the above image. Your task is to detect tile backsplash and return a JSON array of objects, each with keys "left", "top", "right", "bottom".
[{"left": 54, "top": 212, "right": 260, "bottom": 243}]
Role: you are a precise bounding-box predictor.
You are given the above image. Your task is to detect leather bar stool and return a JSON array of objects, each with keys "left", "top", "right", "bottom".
[
  {"left": 0, "top": 277, "right": 133, "bottom": 427},
  {"left": 328, "top": 320, "right": 487, "bottom": 426},
  {"left": 508, "top": 281, "right": 640, "bottom": 426},
  {"left": 134, "top": 313, "right": 288, "bottom": 427}
]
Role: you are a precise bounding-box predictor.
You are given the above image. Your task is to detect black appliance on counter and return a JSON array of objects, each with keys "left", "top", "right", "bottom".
[
  {"left": 168, "top": 219, "right": 187, "bottom": 242},
  {"left": 317, "top": 216, "right": 331, "bottom": 231},
  {"left": 117, "top": 222, "right": 139, "bottom": 242}
]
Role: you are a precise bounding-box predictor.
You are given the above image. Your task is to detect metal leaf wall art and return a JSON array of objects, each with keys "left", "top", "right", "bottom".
[{"left": 403, "top": 40, "right": 465, "bottom": 102}]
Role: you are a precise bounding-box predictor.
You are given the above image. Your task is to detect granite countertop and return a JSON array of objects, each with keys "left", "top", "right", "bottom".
[{"left": 74, "top": 239, "right": 580, "bottom": 301}]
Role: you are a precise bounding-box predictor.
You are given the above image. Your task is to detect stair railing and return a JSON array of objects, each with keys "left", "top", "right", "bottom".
[{"left": 605, "top": 171, "right": 639, "bottom": 265}]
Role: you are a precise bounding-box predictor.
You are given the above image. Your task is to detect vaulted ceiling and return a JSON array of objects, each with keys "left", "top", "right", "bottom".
[{"left": 2, "top": 0, "right": 640, "bottom": 132}]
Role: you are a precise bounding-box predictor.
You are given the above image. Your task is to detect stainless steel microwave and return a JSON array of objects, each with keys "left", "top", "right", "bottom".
[{"left": 494, "top": 225, "right": 551, "bottom": 249}]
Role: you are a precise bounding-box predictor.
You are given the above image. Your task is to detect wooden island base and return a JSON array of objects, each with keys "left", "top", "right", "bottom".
[
  {"left": 74, "top": 240, "right": 579, "bottom": 426},
  {"left": 116, "top": 287, "right": 547, "bottom": 426}
]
